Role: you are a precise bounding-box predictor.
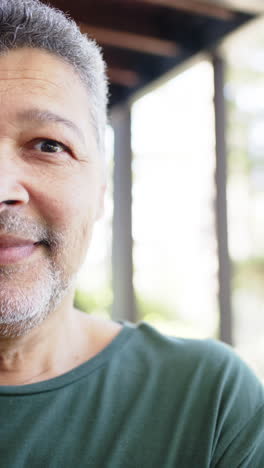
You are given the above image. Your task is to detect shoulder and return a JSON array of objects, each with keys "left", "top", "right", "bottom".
[
  {"left": 130, "top": 321, "right": 257, "bottom": 366},
  {"left": 127, "top": 321, "right": 252, "bottom": 373},
  {"left": 125, "top": 321, "right": 264, "bottom": 415},
  {"left": 125, "top": 322, "right": 264, "bottom": 466}
]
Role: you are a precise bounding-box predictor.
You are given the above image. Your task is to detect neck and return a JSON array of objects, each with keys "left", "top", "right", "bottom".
[
  {"left": 0, "top": 296, "right": 122, "bottom": 386},
  {"left": 0, "top": 292, "right": 81, "bottom": 385}
]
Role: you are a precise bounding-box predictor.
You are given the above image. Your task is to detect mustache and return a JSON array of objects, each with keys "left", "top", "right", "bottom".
[{"left": 0, "top": 212, "right": 64, "bottom": 248}]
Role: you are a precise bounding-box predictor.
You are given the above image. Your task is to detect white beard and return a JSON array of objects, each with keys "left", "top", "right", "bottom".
[
  {"left": 0, "top": 212, "right": 76, "bottom": 337},
  {"left": 0, "top": 252, "right": 77, "bottom": 337}
]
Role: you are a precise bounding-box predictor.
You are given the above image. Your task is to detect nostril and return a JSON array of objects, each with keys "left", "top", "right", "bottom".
[{"left": 4, "top": 200, "right": 18, "bottom": 205}]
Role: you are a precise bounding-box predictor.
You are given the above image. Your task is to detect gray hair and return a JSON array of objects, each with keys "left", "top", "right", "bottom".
[{"left": 0, "top": 0, "right": 108, "bottom": 155}]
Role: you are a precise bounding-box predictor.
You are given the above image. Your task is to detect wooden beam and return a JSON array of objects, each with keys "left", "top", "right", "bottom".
[
  {"left": 108, "top": 67, "right": 141, "bottom": 87},
  {"left": 213, "top": 54, "right": 233, "bottom": 345},
  {"left": 111, "top": 105, "right": 136, "bottom": 322},
  {"left": 79, "top": 23, "right": 178, "bottom": 57},
  {"left": 133, "top": 0, "right": 235, "bottom": 20}
]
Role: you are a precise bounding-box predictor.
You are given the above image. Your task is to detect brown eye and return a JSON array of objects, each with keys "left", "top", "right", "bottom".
[{"left": 34, "top": 139, "right": 68, "bottom": 153}]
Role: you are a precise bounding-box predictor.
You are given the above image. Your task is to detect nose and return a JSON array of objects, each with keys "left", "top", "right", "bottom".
[{"left": 0, "top": 168, "right": 30, "bottom": 213}]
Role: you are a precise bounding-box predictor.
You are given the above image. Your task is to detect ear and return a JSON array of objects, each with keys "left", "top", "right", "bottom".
[{"left": 95, "top": 182, "right": 107, "bottom": 221}]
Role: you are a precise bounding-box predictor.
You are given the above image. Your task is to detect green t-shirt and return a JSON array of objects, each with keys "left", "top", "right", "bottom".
[{"left": 0, "top": 322, "right": 263, "bottom": 467}]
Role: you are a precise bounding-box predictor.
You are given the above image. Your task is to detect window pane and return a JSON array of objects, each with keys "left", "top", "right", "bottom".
[
  {"left": 132, "top": 60, "right": 219, "bottom": 339},
  {"left": 224, "top": 18, "right": 264, "bottom": 379}
]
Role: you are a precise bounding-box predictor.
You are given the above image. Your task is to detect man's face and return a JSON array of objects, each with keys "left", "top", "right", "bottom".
[{"left": 0, "top": 47, "right": 105, "bottom": 336}]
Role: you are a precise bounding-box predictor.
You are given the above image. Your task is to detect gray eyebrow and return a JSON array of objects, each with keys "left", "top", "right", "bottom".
[{"left": 17, "top": 108, "right": 85, "bottom": 144}]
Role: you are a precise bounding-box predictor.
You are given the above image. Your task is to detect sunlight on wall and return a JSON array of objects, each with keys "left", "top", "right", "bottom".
[{"left": 132, "top": 60, "right": 219, "bottom": 339}]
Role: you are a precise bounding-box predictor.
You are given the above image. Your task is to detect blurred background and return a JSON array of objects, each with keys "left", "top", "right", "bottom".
[{"left": 48, "top": 1, "right": 264, "bottom": 380}]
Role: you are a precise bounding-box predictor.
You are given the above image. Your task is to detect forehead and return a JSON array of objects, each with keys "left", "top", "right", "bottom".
[{"left": 0, "top": 47, "right": 92, "bottom": 140}]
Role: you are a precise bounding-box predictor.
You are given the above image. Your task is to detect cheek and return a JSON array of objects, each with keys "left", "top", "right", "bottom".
[
  {"left": 30, "top": 169, "right": 99, "bottom": 228},
  {"left": 29, "top": 171, "right": 100, "bottom": 269}
]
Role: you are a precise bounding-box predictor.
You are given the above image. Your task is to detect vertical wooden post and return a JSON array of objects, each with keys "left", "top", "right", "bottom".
[
  {"left": 213, "top": 54, "right": 232, "bottom": 345},
  {"left": 111, "top": 105, "right": 136, "bottom": 322}
]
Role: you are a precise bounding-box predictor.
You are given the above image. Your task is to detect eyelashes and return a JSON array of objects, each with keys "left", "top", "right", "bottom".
[{"left": 32, "top": 139, "right": 70, "bottom": 154}]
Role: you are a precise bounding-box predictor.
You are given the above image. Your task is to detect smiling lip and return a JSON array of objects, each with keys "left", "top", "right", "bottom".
[{"left": 0, "top": 236, "right": 39, "bottom": 265}]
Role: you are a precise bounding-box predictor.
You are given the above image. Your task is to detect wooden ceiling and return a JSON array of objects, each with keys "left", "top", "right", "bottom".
[{"left": 46, "top": 0, "right": 263, "bottom": 107}]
